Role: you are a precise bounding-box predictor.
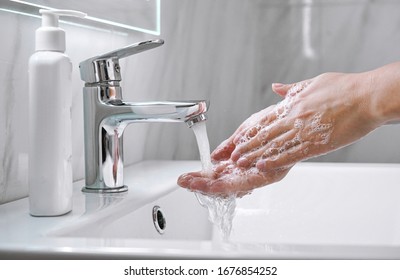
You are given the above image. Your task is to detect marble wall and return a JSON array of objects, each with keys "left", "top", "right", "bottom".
[
  {"left": 1, "top": 0, "right": 400, "bottom": 204},
  {"left": 140, "top": 0, "right": 400, "bottom": 163}
]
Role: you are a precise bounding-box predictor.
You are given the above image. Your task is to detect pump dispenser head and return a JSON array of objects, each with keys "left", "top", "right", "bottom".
[{"left": 36, "top": 9, "right": 86, "bottom": 52}]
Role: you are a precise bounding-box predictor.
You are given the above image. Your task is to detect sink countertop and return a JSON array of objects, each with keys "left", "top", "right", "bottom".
[{"left": 1, "top": 161, "right": 400, "bottom": 259}]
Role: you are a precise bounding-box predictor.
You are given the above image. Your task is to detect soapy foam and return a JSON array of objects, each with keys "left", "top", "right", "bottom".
[
  {"left": 274, "top": 82, "right": 303, "bottom": 120},
  {"left": 252, "top": 82, "right": 333, "bottom": 163}
]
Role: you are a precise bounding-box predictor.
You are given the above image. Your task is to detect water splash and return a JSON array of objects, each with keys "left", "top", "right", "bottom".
[
  {"left": 195, "top": 192, "right": 236, "bottom": 240},
  {"left": 191, "top": 121, "right": 237, "bottom": 241}
]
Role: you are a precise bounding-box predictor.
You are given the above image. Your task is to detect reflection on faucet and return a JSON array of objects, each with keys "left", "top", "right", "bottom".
[
  {"left": 80, "top": 39, "right": 209, "bottom": 193},
  {"left": 84, "top": 192, "right": 126, "bottom": 214}
]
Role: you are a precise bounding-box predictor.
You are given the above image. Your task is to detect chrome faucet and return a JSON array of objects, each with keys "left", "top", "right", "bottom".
[{"left": 79, "top": 39, "right": 208, "bottom": 193}]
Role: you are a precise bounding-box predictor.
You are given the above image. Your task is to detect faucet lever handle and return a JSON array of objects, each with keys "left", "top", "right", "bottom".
[
  {"left": 79, "top": 39, "right": 164, "bottom": 84},
  {"left": 97, "top": 39, "right": 164, "bottom": 61}
]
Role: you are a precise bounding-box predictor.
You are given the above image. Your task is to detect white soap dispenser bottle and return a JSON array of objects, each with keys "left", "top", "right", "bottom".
[{"left": 29, "top": 9, "right": 86, "bottom": 216}]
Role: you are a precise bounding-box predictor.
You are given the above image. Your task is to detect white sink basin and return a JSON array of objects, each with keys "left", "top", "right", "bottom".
[
  {"left": 1, "top": 161, "right": 400, "bottom": 259},
  {"left": 51, "top": 184, "right": 213, "bottom": 242}
]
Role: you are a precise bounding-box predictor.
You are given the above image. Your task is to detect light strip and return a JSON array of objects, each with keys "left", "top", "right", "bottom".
[
  {"left": 0, "top": 7, "right": 128, "bottom": 35},
  {"left": 9, "top": 0, "right": 161, "bottom": 35},
  {"left": 0, "top": 7, "right": 40, "bottom": 19}
]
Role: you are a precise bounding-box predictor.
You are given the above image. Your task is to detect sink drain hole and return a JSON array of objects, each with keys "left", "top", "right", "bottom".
[{"left": 152, "top": 206, "right": 166, "bottom": 234}]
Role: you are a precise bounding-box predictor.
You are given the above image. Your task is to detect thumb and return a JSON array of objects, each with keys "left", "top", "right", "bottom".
[
  {"left": 271, "top": 83, "right": 293, "bottom": 97},
  {"left": 272, "top": 79, "right": 313, "bottom": 97}
]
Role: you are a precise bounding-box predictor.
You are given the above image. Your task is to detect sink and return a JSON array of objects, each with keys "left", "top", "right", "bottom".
[
  {"left": 1, "top": 160, "right": 400, "bottom": 259},
  {"left": 231, "top": 163, "right": 400, "bottom": 259},
  {"left": 51, "top": 185, "right": 213, "bottom": 242}
]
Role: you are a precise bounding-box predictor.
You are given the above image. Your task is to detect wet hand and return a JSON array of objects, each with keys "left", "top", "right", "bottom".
[
  {"left": 177, "top": 160, "right": 291, "bottom": 196},
  {"left": 230, "top": 72, "right": 380, "bottom": 171},
  {"left": 179, "top": 62, "right": 400, "bottom": 196}
]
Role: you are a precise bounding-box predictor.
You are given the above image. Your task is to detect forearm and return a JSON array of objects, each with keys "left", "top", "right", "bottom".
[{"left": 366, "top": 62, "right": 400, "bottom": 125}]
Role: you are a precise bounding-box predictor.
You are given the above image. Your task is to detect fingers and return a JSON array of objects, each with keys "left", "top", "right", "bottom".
[
  {"left": 229, "top": 79, "right": 315, "bottom": 166},
  {"left": 256, "top": 143, "right": 308, "bottom": 171},
  {"left": 177, "top": 171, "right": 213, "bottom": 191},
  {"left": 178, "top": 171, "right": 230, "bottom": 195},
  {"left": 211, "top": 138, "right": 236, "bottom": 161},
  {"left": 230, "top": 109, "right": 279, "bottom": 160},
  {"left": 235, "top": 127, "right": 301, "bottom": 169},
  {"left": 178, "top": 164, "right": 292, "bottom": 197},
  {"left": 231, "top": 111, "right": 298, "bottom": 164},
  {"left": 211, "top": 111, "right": 263, "bottom": 161},
  {"left": 231, "top": 120, "right": 285, "bottom": 162},
  {"left": 230, "top": 127, "right": 263, "bottom": 161}
]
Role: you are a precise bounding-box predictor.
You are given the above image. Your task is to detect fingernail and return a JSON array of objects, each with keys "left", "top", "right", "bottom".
[
  {"left": 272, "top": 83, "right": 285, "bottom": 88},
  {"left": 177, "top": 174, "right": 193, "bottom": 186}
]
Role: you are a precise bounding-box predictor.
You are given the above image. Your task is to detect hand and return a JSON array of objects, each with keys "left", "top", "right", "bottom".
[
  {"left": 229, "top": 72, "right": 380, "bottom": 172},
  {"left": 177, "top": 160, "right": 291, "bottom": 196},
  {"left": 178, "top": 105, "right": 292, "bottom": 196},
  {"left": 178, "top": 63, "right": 400, "bottom": 196}
]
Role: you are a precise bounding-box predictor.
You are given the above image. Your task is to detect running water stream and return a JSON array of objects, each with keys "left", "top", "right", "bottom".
[{"left": 191, "top": 122, "right": 236, "bottom": 241}]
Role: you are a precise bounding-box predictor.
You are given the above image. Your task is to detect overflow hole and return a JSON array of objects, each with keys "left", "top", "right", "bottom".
[{"left": 152, "top": 206, "right": 166, "bottom": 234}]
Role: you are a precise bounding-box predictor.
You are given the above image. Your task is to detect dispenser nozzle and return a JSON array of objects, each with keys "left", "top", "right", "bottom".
[
  {"left": 35, "top": 9, "right": 87, "bottom": 52},
  {"left": 40, "top": 9, "right": 87, "bottom": 19}
]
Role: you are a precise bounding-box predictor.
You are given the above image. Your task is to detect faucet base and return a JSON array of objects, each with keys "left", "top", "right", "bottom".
[{"left": 81, "top": 185, "right": 128, "bottom": 194}]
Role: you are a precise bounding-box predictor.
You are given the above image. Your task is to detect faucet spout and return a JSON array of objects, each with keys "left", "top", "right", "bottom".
[
  {"left": 80, "top": 39, "right": 209, "bottom": 193},
  {"left": 82, "top": 85, "right": 208, "bottom": 193},
  {"left": 104, "top": 99, "right": 209, "bottom": 125}
]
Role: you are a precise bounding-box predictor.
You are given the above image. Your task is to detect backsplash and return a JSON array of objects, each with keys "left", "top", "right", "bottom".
[{"left": 1, "top": 0, "right": 400, "bottom": 204}]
